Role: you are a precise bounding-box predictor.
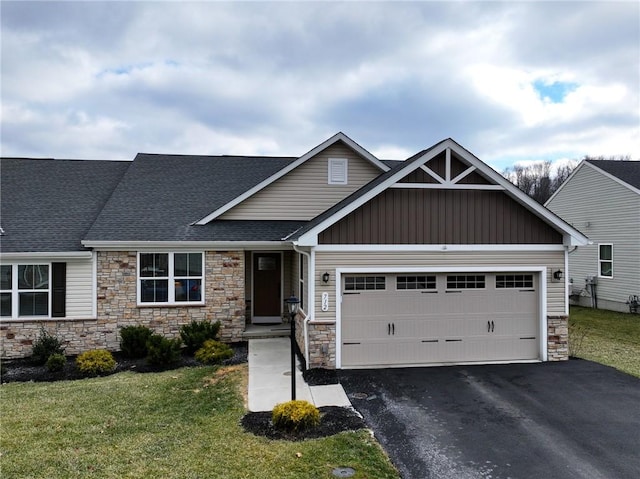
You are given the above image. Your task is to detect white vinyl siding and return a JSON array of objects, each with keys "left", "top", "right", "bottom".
[
  {"left": 546, "top": 163, "right": 640, "bottom": 310},
  {"left": 220, "top": 143, "right": 381, "bottom": 220},
  {"left": 65, "top": 259, "right": 94, "bottom": 318},
  {"left": 314, "top": 250, "right": 565, "bottom": 321}
]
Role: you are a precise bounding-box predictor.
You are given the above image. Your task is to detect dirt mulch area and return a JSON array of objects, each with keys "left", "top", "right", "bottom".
[
  {"left": 1, "top": 342, "right": 248, "bottom": 383},
  {"left": 241, "top": 406, "right": 366, "bottom": 441}
]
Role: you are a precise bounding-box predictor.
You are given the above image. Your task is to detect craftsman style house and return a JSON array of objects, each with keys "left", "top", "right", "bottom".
[{"left": 1, "top": 133, "right": 588, "bottom": 367}]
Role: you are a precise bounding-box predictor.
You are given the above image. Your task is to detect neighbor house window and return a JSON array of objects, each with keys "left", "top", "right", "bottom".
[
  {"left": 139, "top": 253, "right": 203, "bottom": 304},
  {"left": 446, "top": 275, "right": 485, "bottom": 289},
  {"left": 328, "top": 158, "right": 348, "bottom": 185},
  {"left": 397, "top": 275, "right": 436, "bottom": 290},
  {"left": 0, "top": 264, "right": 50, "bottom": 317},
  {"left": 598, "top": 244, "right": 613, "bottom": 278},
  {"left": 344, "top": 276, "right": 385, "bottom": 291}
]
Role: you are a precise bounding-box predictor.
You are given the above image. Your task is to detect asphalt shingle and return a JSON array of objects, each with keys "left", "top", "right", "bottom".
[{"left": 587, "top": 160, "right": 640, "bottom": 191}]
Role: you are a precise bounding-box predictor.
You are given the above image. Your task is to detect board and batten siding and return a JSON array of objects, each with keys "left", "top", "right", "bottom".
[
  {"left": 312, "top": 250, "right": 566, "bottom": 321},
  {"left": 546, "top": 164, "right": 640, "bottom": 310},
  {"left": 220, "top": 141, "right": 382, "bottom": 221}
]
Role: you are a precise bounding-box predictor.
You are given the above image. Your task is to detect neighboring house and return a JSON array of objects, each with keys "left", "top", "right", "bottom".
[
  {"left": 545, "top": 160, "right": 640, "bottom": 313},
  {"left": 1, "top": 133, "right": 588, "bottom": 368}
]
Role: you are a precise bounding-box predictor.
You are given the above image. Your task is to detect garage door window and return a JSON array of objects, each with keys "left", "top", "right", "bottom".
[
  {"left": 496, "top": 274, "right": 534, "bottom": 288},
  {"left": 345, "top": 276, "right": 385, "bottom": 291},
  {"left": 446, "top": 275, "right": 485, "bottom": 289},
  {"left": 397, "top": 275, "right": 436, "bottom": 290}
]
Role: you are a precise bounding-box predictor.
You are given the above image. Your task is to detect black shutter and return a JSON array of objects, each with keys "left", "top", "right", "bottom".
[{"left": 51, "top": 262, "right": 66, "bottom": 317}]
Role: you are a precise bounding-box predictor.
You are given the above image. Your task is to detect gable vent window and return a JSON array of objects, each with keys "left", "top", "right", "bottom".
[{"left": 328, "top": 158, "right": 348, "bottom": 185}]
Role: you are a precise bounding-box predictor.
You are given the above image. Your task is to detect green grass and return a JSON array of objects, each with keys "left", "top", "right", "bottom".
[
  {"left": 0, "top": 365, "right": 398, "bottom": 479},
  {"left": 569, "top": 306, "right": 640, "bottom": 378}
]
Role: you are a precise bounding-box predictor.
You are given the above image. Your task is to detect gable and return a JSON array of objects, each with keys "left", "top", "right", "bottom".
[
  {"left": 220, "top": 140, "right": 383, "bottom": 221},
  {"left": 319, "top": 188, "right": 563, "bottom": 244}
]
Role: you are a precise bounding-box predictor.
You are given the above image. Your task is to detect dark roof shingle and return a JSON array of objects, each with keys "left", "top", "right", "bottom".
[{"left": 586, "top": 160, "right": 640, "bottom": 191}]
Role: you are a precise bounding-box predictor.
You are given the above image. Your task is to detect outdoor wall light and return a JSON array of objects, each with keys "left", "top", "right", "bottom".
[
  {"left": 553, "top": 270, "right": 563, "bottom": 281},
  {"left": 322, "top": 272, "right": 330, "bottom": 283}
]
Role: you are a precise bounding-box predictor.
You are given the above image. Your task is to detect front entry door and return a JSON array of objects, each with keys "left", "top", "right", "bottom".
[{"left": 252, "top": 253, "right": 282, "bottom": 323}]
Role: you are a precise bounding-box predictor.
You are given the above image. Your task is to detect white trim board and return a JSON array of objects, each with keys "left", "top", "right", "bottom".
[{"left": 312, "top": 244, "right": 566, "bottom": 252}]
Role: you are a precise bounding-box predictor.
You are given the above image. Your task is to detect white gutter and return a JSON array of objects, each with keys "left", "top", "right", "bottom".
[
  {"left": 293, "top": 243, "right": 314, "bottom": 368},
  {"left": 81, "top": 240, "right": 292, "bottom": 251},
  {"left": 0, "top": 251, "right": 93, "bottom": 260}
]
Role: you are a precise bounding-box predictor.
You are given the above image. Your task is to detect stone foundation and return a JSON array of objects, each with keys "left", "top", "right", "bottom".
[
  {"left": 547, "top": 314, "right": 569, "bottom": 361},
  {"left": 306, "top": 321, "right": 336, "bottom": 369},
  {"left": 1, "top": 250, "right": 246, "bottom": 359}
]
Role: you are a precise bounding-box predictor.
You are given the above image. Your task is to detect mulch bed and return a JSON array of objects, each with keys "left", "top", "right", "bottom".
[
  {"left": 240, "top": 406, "right": 366, "bottom": 441},
  {"left": 1, "top": 342, "right": 248, "bottom": 383}
]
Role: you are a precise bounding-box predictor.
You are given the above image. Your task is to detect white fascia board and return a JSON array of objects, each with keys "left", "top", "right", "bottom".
[
  {"left": 336, "top": 265, "right": 546, "bottom": 274},
  {"left": 583, "top": 161, "right": 640, "bottom": 196},
  {"left": 297, "top": 140, "right": 454, "bottom": 246},
  {"left": 0, "top": 251, "right": 93, "bottom": 260},
  {"left": 314, "top": 244, "right": 566, "bottom": 252},
  {"left": 194, "top": 132, "right": 388, "bottom": 225},
  {"left": 81, "top": 240, "right": 292, "bottom": 251}
]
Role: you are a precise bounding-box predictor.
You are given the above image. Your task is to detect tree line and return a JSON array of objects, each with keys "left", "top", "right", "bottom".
[{"left": 502, "top": 155, "right": 631, "bottom": 204}]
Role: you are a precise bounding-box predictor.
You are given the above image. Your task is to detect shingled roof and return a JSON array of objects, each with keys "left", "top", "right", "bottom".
[
  {"left": 84, "top": 154, "right": 296, "bottom": 242},
  {"left": 0, "top": 158, "right": 131, "bottom": 252},
  {"left": 586, "top": 160, "right": 640, "bottom": 191}
]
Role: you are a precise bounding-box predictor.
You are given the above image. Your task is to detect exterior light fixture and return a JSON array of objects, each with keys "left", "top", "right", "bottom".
[
  {"left": 553, "top": 270, "right": 563, "bottom": 281},
  {"left": 322, "top": 272, "right": 330, "bottom": 283},
  {"left": 284, "top": 294, "right": 300, "bottom": 400}
]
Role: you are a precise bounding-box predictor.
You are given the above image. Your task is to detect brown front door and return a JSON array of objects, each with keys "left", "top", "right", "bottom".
[{"left": 253, "top": 253, "right": 281, "bottom": 319}]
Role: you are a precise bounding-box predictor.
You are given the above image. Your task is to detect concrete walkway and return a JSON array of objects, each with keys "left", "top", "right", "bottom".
[{"left": 248, "top": 337, "right": 351, "bottom": 412}]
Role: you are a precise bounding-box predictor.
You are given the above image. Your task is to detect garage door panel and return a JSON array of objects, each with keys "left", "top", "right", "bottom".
[{"left": 341, "top": 272, "right": 540, "bottom": 368}]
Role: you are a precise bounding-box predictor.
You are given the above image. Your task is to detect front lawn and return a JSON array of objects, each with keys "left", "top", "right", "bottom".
[
  {"left": 569, "top": 306, "right": 640, "bottom": 378},
  {"left": 0, "top": 365, "right": 398, "bottom": 479}
]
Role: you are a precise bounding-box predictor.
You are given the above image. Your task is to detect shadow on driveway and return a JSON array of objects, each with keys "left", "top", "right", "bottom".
[{"left": 339, "top": 360, "right": 640, "bottom": 479}]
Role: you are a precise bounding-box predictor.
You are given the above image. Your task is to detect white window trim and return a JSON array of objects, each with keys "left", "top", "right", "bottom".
[
  {"left": 0, "top": 263, "right": 51, "bottom": 319},
  {"left": 137, "top": 252, "right": 205, "bottom": 306},
  {"left": 598, "top": 243, "right": 613, "bottom": 278},
  {"left": 328, "top": 158, "right": 348, "bottom": 185}
]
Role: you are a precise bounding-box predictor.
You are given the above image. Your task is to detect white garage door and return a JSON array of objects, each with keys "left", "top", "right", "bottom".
[{"left": 340, "top": 272, "right": 540, "bottom": 368}]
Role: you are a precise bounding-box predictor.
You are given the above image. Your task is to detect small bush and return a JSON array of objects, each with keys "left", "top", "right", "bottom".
[
  {"left": 31, "top": 328, "right": 65, "bottom": 366},
  {"left": 146, "top": 334, "right": 182, "bottom": 366},
  {"left": 46, "top": 353, "right": 66, "bottom": 372},
  {"left": 272, "top": 400, "right": 320, "bottom": 432},
  {"left": 180, "top": 320, "right": 221, "bottom": 354},
  {"left": 76, "top": 349, "right": 117, "bottom": 375},
  {"left": 194, "top": 340, "right": 234, "bottom": 365},
  {"left": 120, "top": 325, "right": 153, "bottom": 358}
]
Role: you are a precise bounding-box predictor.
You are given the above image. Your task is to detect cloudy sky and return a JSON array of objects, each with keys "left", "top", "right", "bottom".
[{"left": 1, "top": 1, "right": 638, "bottom": 171}]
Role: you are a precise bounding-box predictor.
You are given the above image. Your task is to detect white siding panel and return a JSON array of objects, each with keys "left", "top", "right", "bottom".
[
  {"left": 66, "top": 258, "right": 94, "bottom": 318},
  {"left": 221, "top": 143, "right": 381, "bottom": 220},
  {"left": 314, "top": 251, "right": 565, "bottom": 321},
  {"left": 547, "top": 164, "right": 640, "bottom": 307}
]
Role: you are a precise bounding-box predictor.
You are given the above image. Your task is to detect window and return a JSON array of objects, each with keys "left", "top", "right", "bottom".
[
  {"left": 139, "top": 253, "right": 203, "bottom": 304},
  {"left": 496, "top": 274, "right": 534, "bottom": 288},
  {"left": 599, "top": 244, "right": 613, "bottom": 278},
  {"left": 397, "top": 275, "right": 436, "bottom": 290},
  {"left": 344, "top": 276, "right": 385, "bottom": 291},
  {"left": 446, "top": 275, "right": 485, "bottom": 289},
  {"left": 1, "top": 264, "right": 50, "bottom": 317},
  {"left": 328, "top": 158, "right": 348, "bottom": 185}
]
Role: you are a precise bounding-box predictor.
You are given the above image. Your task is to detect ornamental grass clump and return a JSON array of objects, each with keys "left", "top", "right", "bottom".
[
  {"left": 194, "top": 340, "right": 233, "bottom": 365},
  {"left": 76, "top": 349, "right": 116, "bottom": 376},
  {"left": 272, "top": 400, "right": 321, "bottom": 432}
]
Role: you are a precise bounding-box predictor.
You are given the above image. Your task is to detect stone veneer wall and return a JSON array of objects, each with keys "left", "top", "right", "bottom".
[
  {"left": 306, "top": 321, "right": 336, "bottom": 369},
  {"left": 0, "top": 251, "right": 245, "bottom": 359},
  {"left": 547, "top": 314, "right": 569, "bottom": 361}
]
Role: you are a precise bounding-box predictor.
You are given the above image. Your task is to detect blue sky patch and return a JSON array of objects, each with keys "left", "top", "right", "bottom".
[{"left": 533, "top": 80, "right": 578, "bottom": 103}]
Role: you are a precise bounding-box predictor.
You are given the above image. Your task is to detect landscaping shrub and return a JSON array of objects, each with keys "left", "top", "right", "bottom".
[
  {"left": 31, "top": 327, "right": 65, "bottom": 366},
  {"left": 120, "top": 325, "right": 153, "bottom": 358},
  {"left": 180, "top": 320, "right": 221, "bottom": 354},
  {"left": 194, "top": 340, "right": 234, "bottom": 365},
  {"left": 146, "top": 334, "right": 182, "bottom": 366},
  {"left": 76, "top": 349, "right": 117, "bottom": 375},
  {"left": 46, "top": 353, "right": 67, "bottom": 372},
  {"left": 272, "top": 400, "right": 321, "bottom": 432}
]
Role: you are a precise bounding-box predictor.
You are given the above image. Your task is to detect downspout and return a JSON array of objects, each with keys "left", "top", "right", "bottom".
[{"left": 293, "top": 244, "right": 314, "bottom": 368}]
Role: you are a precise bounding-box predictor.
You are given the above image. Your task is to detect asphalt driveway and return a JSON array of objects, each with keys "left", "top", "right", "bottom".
[{"left": 339, "top": 360, "right": 640, "bottom": 479}]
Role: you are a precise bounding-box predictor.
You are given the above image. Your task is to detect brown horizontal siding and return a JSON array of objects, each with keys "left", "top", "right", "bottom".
[{"left": 318, "top": 189, "right": 563, "bottom": 244}]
